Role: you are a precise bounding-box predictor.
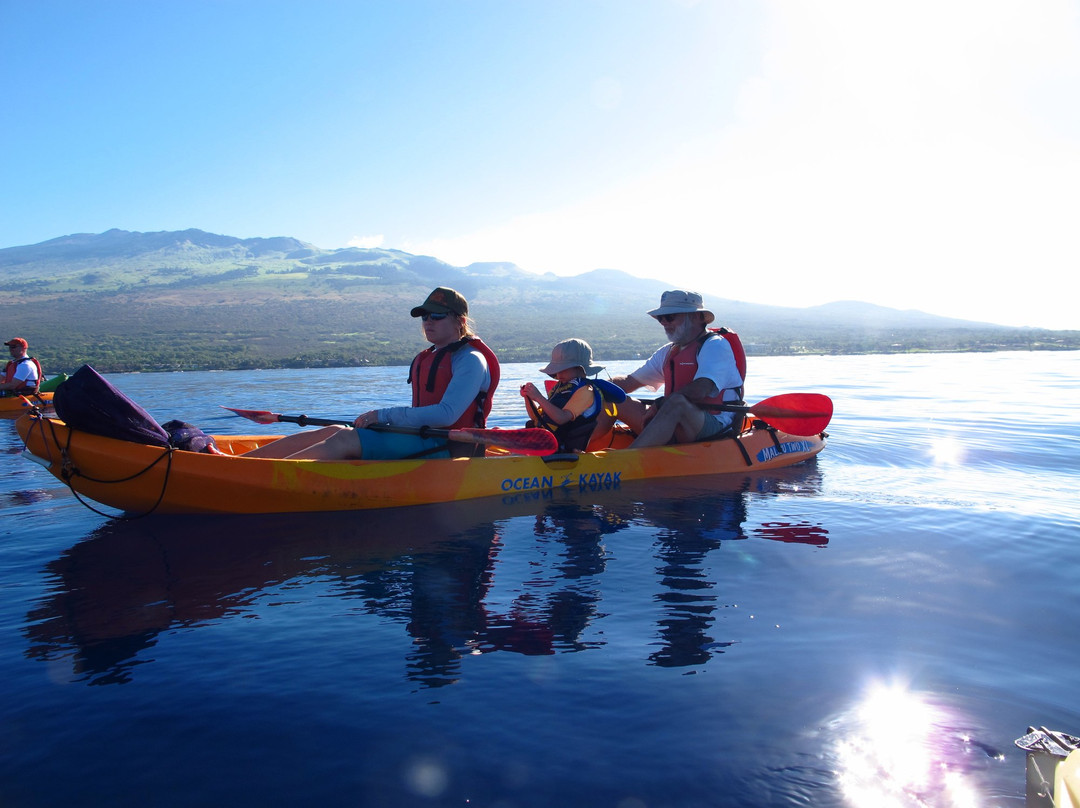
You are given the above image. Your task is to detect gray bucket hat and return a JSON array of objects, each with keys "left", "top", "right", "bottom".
[
  {"left": 540, "top": 338, "right": 604, "bottom": 377},
  {"left": 647, "top": 290, "right": 715, "bottom": 324}
]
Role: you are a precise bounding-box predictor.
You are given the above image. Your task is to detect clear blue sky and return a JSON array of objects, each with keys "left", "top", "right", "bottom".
[{"left": 3, "top": 1, "right": 1079, "bottom": 329}]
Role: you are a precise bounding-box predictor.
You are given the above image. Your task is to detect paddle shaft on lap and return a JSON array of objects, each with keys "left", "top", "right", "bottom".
[{"left": 221, "top": 407, "right": 558, "bottom": 456}]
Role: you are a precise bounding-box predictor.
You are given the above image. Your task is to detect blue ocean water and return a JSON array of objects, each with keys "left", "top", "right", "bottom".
[{"left": 1, "top": 351, "right": 1077, "bottom": 807}]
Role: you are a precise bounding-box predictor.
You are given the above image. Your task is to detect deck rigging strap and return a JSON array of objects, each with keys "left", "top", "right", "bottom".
[{"left": 732, "top": 433, "right": 752, "bottom": 467}]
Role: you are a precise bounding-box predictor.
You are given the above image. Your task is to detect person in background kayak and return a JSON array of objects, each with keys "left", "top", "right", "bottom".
[
  {"left": 609, "top": 290, "right": 744, "bottom": 449},
  {"left": 521, "top": 338, "right": 612, "bottom": 453},
  {"left": 0, "top": 337, "right": 43, "bottom": 397},
  {"left": 244, "top": 287, "right": 500, "bottom": 460}
]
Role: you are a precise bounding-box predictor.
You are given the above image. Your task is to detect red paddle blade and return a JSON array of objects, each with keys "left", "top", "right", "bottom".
[
  {"left": 750, "top": 393, "right": 833, "bottom": 436},
  {"left": 221, "top": 406, "right": 282, "bottom": 425},
  {"left": 452, "top": 427, "right": 558, "bottom": 456}
]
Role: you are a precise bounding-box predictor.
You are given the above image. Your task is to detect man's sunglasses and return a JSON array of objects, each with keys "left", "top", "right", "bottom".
[
  {"left": 656, "top": 313, "right": 682, "bottom": 323},
  {"left": 420, "top": 312, "right": 451, "bottom": 322}
]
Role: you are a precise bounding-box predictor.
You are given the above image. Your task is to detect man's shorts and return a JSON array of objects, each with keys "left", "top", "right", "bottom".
[
  {"left": 695, "top": 411, "right": 736, "bottom": 442},
  {"left": 357, "top": 429, "right": 451, "bottom": 459}
]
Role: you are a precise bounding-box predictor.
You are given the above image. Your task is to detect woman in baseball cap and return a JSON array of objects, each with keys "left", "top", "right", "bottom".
[{"left": 246, "top": 288, "right": 501, "bottom": 460}]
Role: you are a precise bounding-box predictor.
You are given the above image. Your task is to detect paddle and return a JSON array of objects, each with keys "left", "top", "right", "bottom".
[
  {"left": 221, "top": 406, "right": 559, "bottom": 456},
  {"left": 703, "top": 393, "right": 833, "bottom": 436}
]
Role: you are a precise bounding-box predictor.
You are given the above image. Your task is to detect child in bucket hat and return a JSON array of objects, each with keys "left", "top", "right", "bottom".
[
  {"left": 521, "top": 339, "right": 624, "bottom": 452},
  {"left": 538, "top": 338, "right": 604, "bottom": 377}
]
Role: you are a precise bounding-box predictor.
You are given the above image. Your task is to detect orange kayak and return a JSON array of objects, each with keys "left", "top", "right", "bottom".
[
  {"left": 16, "top": 413, "right": 826, "bottom": 515},
  {"left": 0, "top": 392, "right": 53, "bottom": 417}
]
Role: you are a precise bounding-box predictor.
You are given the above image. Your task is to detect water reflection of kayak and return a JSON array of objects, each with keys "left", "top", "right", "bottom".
[
  {"left": 17, "top": 412, "right": 826, "bottom": 515},
  {"left": 25, "top": 504, "right": 505, "bottom": 685},
  {"left": 24, "top": 473, "right": 828, "bottom": 686}
]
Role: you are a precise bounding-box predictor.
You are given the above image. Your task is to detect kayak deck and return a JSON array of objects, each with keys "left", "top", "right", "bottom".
[{"left": 17, "top": 413, "right": 826, "bottom": 515}]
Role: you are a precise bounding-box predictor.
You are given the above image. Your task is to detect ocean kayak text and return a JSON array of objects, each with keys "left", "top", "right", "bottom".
[{"left": 500, "top": 471, "right": 621, "bottom": 493}]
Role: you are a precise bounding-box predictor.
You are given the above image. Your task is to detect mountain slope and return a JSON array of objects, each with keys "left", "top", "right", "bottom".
[
  {"left": 0, "top": 228, "right": 311, "bottom": 274},
  {"left": 0, "top": 229, "right": 1072, "bottom": 373}
]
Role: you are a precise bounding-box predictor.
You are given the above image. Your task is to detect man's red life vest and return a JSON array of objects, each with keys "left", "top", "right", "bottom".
[
  {"left": 662, "top": 327, "right": 746, "bottom": 404},
  {"left": 3, "top": 355, "right": 43, "bottom": 394},
  {"left": 408, "top": 337, "right": 501, "bottom": 429}
]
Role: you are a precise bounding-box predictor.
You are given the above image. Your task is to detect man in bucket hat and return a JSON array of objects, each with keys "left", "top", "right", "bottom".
[{"left": 610, "top": 291, "right": 744, "bottom": 448}]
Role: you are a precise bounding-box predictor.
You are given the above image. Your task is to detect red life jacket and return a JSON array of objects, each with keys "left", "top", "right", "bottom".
[
  {"left": 662, "top": 327, "right": 746, "bottom": 404},
  {"left": 407, "top": 337, "right": 501, "bottom": 429},
  {"left": 3, "top": 355, "right": 43, "bottom": 394}
]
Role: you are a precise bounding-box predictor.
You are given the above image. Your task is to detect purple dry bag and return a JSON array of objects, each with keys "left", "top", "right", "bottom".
[{"left": 53, "top": 365, "right": 170, "bottom": 446}]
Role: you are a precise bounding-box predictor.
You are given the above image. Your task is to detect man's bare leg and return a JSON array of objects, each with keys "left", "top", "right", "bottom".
[
  {"left": 629, "top": 394, "right": 705, "bottom": 448},
  {"left": 615, "top": 398, "right": 649, "bottom": 434}
]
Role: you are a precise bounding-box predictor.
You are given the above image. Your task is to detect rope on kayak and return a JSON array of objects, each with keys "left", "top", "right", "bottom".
[
  {"left": 19, "top": 409, "right": 57, "bottom": 466},
  {"left": 39, "top": 416, "right": 176, "bottom": 520}
]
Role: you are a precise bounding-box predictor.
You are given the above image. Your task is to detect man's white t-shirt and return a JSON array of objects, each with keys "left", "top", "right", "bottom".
[{"left": 630, "top": 335, "right": 742, "bottom": 402}]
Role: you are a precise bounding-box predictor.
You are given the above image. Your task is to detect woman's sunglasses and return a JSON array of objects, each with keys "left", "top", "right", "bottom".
[{"left": 420, "top": 312, "right": 450, "bottom": 322}]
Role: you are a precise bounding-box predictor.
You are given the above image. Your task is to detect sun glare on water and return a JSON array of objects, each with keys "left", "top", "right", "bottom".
[
  {"left": 929, "top": 436, "right": 966, "bottom": 466},
  {"left": 833, "top": 681, "right": 991, "bottom": 807}
]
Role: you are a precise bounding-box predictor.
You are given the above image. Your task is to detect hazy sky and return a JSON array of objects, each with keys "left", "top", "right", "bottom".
[{"left": 3, "top": 1, "right": 1079, "bottom": 329}]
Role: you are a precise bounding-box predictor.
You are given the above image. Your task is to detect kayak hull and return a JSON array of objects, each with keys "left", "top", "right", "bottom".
[
  {"left": 0, "top": 392, "right": 53, "bottom": 417},
  {"left": 16, "top": 414, "right": 826, "bottom": 515}
]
